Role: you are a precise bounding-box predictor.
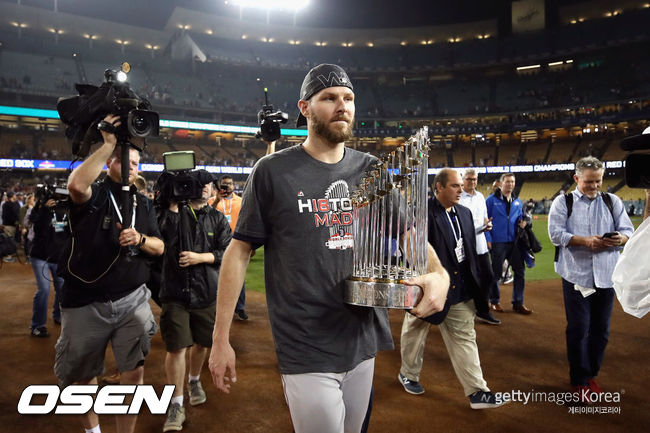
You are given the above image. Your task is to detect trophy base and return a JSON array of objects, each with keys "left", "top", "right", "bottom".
[{"left": 344, "top": 278, "right": 422, "bottom": 309}]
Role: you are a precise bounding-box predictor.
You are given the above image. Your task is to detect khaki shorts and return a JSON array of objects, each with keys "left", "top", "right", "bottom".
[
  {"left": 160, "top": 301, "right": 216, "bottom": 352},
  {"left": 54, "top": 285, "right": 158, "bottom": 387}
]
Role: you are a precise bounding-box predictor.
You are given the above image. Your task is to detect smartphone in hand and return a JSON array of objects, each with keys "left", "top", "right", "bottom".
[{"left": 602, "top": 232, "right": 618, "bottom": 239}]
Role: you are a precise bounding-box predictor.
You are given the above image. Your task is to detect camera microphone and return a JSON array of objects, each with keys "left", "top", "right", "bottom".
[{"left": 255, "top": 87, "right": 288, "bottom": 142}]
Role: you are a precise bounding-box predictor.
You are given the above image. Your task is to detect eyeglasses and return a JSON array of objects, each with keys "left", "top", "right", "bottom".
[{"left": 578, "top": 161, "right": 603, "bottom": 169}]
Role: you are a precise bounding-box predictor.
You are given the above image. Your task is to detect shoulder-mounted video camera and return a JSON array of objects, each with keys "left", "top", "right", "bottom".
[
  {"left": 621, "top": 127, "right": 650, "bottom": 188},
  {"left": 35, "top": 182, "right": 69, "bottom": 205},
  {"left": 56, "top": 62, "right": 159, "bottom": 158},
  {"left": 156, "top": 151, "right": 214, "bottom": 205},
  {"left": 255, "top": 87, "right": 288, "bottom": 142}
]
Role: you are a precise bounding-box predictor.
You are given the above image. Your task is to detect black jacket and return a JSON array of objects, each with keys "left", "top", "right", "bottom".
[
  {"left": 2, "top": 200, "right": 20, "bottom": 226},
  {"left": 517, "top": 212, "right": 542, "bottom": 254},
  {"left": 29, "top": 201, "right": 69, "bottom": 262},
  {"left": 158, "top": 205, "right": 232, "bottom": 308},
  {"left": 423, "top": 197, "right": 482, "bottom": 325}
]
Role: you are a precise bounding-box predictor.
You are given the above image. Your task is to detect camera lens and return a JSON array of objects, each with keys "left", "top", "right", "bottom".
[
  {"left": 132, "top": 115, "right": 149, "bottom": 134},
  {"left": 127, "top": 109, "right": 159, "bottom": 138}
]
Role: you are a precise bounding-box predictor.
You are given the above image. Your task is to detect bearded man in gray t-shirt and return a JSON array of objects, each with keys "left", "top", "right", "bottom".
[{"left": 208, "top": 64, "right": 450, "bottom": 433}]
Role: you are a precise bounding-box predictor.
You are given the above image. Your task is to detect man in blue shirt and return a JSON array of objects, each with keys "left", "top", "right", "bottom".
[
  {"left": 485, "top": 173, "right": 531, "bottom": 314},
  {"left": 548, "top": 156, "right": 633, "bottom": 400}
]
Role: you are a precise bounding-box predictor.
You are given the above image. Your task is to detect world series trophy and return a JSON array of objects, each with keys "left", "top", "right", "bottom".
[{"left": 344, "top": 126, "right": 430, "bottom": 308}]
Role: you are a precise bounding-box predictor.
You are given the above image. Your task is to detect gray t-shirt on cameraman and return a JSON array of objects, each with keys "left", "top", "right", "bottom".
[{"left": 234, "top": 145, "right": 394, "bottom": 374}]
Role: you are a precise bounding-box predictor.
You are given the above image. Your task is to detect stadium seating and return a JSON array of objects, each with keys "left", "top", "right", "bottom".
[{"left": 518, "top": 181, "right": 564, "bottom": 202}]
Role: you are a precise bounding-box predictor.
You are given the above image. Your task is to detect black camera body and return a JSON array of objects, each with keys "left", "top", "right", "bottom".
[
  {"left": 256, "top": 104, "right": 289, "bottom": 142},
  {"left": 35, "top": 182, "right": 69, "bottom": 205},
  {"left": 156, "top": 151, "right": 214, "bottom": 205},
  {"left": 254, "top": 88, "right": 288, "bottom": 142},
  {"left": 168, "top": 172, "right": 207, "bottom": 203},
  {"left": 620, "top": 129, "right": 650, "bottom": 188},
  {"left": 57, "top": 64, "right": 159, "bottom": 158}
]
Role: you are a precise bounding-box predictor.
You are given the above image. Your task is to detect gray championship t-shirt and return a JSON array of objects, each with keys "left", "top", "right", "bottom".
[{"left": 234, "top": 145, "right": 394, "bottom": 374}]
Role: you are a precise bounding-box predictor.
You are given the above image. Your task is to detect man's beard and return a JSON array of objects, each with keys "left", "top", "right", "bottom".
[
  {"left": 109, "top": 170, "right": 138, "bottom": 185},
  {"left": 311, "top": 112, "right": 354, "bottom": 144}
]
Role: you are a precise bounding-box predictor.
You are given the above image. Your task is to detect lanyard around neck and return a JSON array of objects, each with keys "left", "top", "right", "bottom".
[
  {"left": 445, "top": 207, "right": 462, "bottom": 243},
  {"left": 188, "top": 205, "right": 199, "bottom": 221},
  {"left": 221, "top": 197, "right": 233, "bottom": 215},
  {"left": 108, "top": 190, "right": 136, "bottom": 227}
]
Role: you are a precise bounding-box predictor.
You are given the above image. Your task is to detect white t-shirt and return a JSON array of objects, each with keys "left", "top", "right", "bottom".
[{"left": 460, "top": 188, "right": 489, "bottom": 255}]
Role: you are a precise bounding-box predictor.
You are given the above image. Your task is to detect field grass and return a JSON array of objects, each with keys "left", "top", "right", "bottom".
[
  {"left": 243, "top": 216, "right": 644, "bottom": 292},
  {"left": 244, "top": 247, "right": 266, "bottom": 293},
  {"left": 527, "top": 217, "right": 561, "bottom": 281}
]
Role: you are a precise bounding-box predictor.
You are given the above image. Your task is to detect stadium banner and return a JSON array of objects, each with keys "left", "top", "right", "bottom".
[{"left": 0, "top": 158, "right": 623, "bottom": 175}]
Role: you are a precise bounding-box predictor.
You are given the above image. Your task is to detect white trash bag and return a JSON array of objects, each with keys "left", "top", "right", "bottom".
[{"left": 612, "top": 218, "right": 650, "bottom": 318}]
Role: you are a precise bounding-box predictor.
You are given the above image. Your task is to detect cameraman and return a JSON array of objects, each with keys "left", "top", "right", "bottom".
[
  {"left": 157, "top": 174, "right": 231, "bottom": 432},
  {"left": 211, "top": 175, "right": 248, "bottom": 320},
  {"left": 27, "top": 194, "right": 68, "bottom": 337},
  {"left": 56, "top": 114, "right": 164, "bottom": 433}
]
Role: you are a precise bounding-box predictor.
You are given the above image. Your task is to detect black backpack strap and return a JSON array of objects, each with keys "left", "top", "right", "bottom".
[
  {"left": 600, "top": 192, "right": 615, "bottom": 223},
  {"left": 555, "top": 192, "right": 574, "bottom": 262},
  {"left": 565, "top": 192, "right": 574, "bottom": 219}
]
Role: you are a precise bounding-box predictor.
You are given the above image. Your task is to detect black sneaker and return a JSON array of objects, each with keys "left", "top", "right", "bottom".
[
  {"left": 475, "top": 311, "right": 501, "bottom": 325},
  {"left": 235, "top": 309, "right": 248, "bottom": 321},
  {"left": 31, "top": 327, "right": 50, "bottom": 338},
  {"left": 398, "top": 373, "right": 425, "bottom": 395},
  {"left": 188, "top": 380, "right": 207, "bottom": 406},
  {"left": 469, "top": 390, "right": 508, "bottom": 409}
]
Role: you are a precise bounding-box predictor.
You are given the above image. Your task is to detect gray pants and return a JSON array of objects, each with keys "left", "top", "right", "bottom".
[
  {"left": 54, "top": 285, "right": 158, "bottom": 387},
  {"left": 281, "top": 358, "right": 374, "bottom": 433},
  {"left": 400, "top": 300, "right": 489, "bottom": 396}
]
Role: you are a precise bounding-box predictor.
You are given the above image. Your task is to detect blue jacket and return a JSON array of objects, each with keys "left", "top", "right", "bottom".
[{"left": 485, "top": 190, "right": 523, "bottom": 244}]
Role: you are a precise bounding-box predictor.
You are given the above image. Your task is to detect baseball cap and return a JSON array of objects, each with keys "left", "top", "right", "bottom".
[{"left": 296, "top": 63, "right": 353, "bottom": 127}]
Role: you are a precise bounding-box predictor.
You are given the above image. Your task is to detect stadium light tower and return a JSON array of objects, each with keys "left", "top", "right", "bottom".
[
  {"left": 228, "top": 0, "right": 309, "bottom": 10},
  {"left": 227, "top": 0, "right": 310, "bottom": 25}
]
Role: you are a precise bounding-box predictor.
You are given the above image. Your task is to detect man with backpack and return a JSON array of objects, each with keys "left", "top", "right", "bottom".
[{"left": 548, "top": 156, "right": 634, "bottom": 402}]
